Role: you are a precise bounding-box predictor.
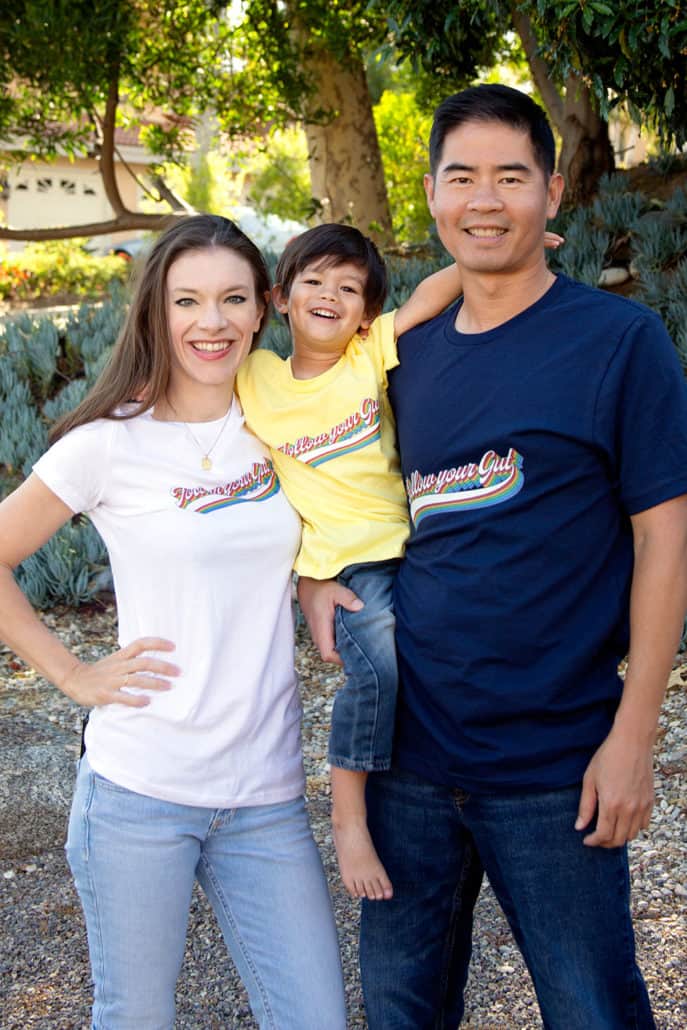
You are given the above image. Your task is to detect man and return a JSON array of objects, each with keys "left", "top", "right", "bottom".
[{"left": 299, "top": 84, "right": 687, "bottom": 1028}]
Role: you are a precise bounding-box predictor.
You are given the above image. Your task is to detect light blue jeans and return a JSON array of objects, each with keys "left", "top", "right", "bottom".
[{"left": 66, "top": 757, "right": 346, "bottom": 1030}]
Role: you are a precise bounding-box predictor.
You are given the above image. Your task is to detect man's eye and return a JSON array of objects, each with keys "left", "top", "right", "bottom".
[{"left": 500, "top": 177, "right": 522, "bottom": 185}]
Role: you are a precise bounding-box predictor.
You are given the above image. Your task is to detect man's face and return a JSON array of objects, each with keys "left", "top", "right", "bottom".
[{"left": 424, "top": 119, "right": 563, "bottom": 277}]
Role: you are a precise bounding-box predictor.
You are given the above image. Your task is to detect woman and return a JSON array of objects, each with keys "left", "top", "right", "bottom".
[{"left": 0, "top": 216, "right": 346, "bottom": 1029}]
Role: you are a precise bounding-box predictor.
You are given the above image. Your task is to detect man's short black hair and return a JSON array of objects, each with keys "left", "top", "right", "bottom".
[
  {"left": 429, "top": 84, "right": 556, "bottom": 180},
  {"left": 275, "top": 223, "right": 387, "bottom": 318}
]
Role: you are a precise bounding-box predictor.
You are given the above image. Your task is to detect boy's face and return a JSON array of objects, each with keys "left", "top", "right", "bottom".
[
  {"left": 273, "top": 259, "right": 373, "bottom": 357},
  {"left": 424, "top": 119, "right": 563, "bottom": 278}
]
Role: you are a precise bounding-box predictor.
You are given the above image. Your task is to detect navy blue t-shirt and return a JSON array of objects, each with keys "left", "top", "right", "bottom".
[{"left": 388, "top": 275, "right": 687, "bottom": 792}]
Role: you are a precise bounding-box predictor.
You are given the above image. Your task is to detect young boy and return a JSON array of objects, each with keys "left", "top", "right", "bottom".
[
  {"left": 237, "top": 224, "right": 558, "bottom": 901},
  {"left": 235, "top": 223, "right": 464, "bottom": 903}
]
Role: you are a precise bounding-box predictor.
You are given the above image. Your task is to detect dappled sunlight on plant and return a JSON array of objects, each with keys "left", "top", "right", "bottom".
[{"left": 0, "top": 241, "right": 128, "bottom": 304}]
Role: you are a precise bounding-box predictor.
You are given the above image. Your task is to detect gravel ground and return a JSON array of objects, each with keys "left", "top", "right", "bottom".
[{"left": 1, "top": 603, "right": 685, "bottom": 1029}]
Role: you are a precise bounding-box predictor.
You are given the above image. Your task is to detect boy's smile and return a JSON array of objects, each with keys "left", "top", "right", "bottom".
[{"left": 274, "top": 259, "right": 373, "bottom": 372}]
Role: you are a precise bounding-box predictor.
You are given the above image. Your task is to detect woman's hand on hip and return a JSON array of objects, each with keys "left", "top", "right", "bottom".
[{"left": 59, "top": 637, "right": 180, "bottom": 708}]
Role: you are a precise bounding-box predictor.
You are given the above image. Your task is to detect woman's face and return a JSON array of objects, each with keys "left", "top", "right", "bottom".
[{"left": 165, "top": 246, "right": 264, "bottom": 406}]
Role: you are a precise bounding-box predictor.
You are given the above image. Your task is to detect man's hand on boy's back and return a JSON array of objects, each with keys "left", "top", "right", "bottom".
[{"left": 297, "top": 576, "right": 363, "bottom": 665}]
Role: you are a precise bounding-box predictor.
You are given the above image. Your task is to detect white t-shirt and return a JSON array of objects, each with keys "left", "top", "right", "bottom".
[{"left": 33, "top": 401, "right": 305, "bottom": 808}]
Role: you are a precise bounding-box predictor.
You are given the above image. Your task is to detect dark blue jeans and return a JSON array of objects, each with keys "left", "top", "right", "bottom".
[
  {"left": 329, "top": 559, "right": 399, "bottom": 771},
  {"left": 360, "top": 769, "right": 655, "bottom": 1030}
]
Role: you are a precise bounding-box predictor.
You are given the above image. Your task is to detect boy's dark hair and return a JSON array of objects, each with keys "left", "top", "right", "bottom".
[
  {"left": 429, "top": 84, "right": 556, "bottom": 180},
  {"left": 275, "top": 223, "right": 387, "bottom": 317}
]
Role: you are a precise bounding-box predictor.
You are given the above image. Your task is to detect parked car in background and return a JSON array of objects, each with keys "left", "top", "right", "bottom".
[
  {"left": 85, "top": 234, "right": 150, "bottom": 262},
  {"left": 109, "top": 236, "right": 149, "bottom": 261}
]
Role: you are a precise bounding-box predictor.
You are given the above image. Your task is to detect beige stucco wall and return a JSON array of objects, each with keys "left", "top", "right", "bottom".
[{"left": 2, "top": 155, "right": 151, "bottom": 249}]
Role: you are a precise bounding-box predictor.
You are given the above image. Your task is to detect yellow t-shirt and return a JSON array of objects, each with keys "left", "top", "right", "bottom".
[{"left": 237, "top": 311, "right": 409, "bottom": 579}]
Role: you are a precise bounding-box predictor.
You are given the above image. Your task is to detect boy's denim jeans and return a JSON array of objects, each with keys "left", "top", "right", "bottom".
[
  {"left": 360, "top": 768, "right": 655, "bottom": 1030},
  {"left": 329, "top": 558, "right": 399, "bottom": 771},
  {"left": 66, "top": 757, "right": 346, "bottom": 1030}
]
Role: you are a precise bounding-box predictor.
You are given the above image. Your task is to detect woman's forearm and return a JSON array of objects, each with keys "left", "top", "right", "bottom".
[{"left": 0, "top": 565, "right": 81, "bottom": 693}]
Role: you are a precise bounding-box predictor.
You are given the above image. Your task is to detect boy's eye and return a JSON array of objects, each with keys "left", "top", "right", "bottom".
[
  {"left": 341, "top": 285, "right": 359, "bottom": 294},
  {"left": 304, "top": 278, "right": 321, "bottom": 286}
]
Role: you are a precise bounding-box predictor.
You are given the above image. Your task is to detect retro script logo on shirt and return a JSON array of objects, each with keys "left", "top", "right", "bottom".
[
  {"left": 406, "top": 447, "right": 524, "bottom": 525},
  {"left": 171, "top": 459, "right": 279, "bottom": 514},
  {"left": 277, "top": 398, "right": 380, "bottom": 467}
]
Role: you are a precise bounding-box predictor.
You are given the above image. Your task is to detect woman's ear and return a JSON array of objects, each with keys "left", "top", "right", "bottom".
[{"left": 272, "top": 283, "right": 289, "bottom": 314}]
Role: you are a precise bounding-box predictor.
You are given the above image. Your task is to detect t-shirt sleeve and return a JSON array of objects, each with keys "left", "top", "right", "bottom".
[
  {"left": 32, "top": 420, "right": 112, "bottom": 514},
  {"left": 361, "top": 310, "right": 399, "bottom": 382},
  {"left": 594, "top": 311, "right": 687, "bottom": 514},
  {"left": 236, "top": 350, "right": 278, "bottom": 441}
]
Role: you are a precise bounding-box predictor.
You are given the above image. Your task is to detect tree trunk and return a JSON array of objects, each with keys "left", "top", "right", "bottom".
[
  {"left": 512, "top": 9, "right": 614, "bottom": 205},
  {"left": 300, "top": 47, "right": 394, "bottom": 245},
  {"left": 558, "top": 74, "right": 615, "bottom": 204}
]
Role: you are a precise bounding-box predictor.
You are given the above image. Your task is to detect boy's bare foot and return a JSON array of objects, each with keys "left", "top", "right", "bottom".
[{"left": 332, "top": 819, "right": 393, "bottom": 901}]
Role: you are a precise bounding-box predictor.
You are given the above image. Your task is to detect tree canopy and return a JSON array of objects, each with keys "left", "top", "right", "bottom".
[
  {"left": 0, "top": 0, "right": 237, "bottom": 239},
  {"left": 2, "top": 1, "right": 684, "bottom": 240},
  {"left": 375, "top": 0, "right": 687, "bottom": 200},
  {"left": 0, "top": 0, "right": 395, "bottom": 240}
]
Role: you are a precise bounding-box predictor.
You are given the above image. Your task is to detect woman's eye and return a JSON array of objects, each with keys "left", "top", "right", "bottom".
[
  {"left": 175, "top": 297, "right": 196, "bottom": 307},
  {"left": 225, "top": 295, "right": 246, "bottom": 304}
]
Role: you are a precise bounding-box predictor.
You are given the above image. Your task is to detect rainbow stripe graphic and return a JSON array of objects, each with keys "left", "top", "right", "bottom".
[
  {"left": 278, "top": 396, "right": 381, "bottom": 467},
  {"left": 305, "top": 422, "right": 381, "bottom": 466},
  {"left": 408, "top": 448, "right": 525, "bottom": 527},
  {"left": 196, "top": 473, "right": 280, "bottom": 513},
  {"left": 171, "top": 460, "right": 280, "bottom": 514}
]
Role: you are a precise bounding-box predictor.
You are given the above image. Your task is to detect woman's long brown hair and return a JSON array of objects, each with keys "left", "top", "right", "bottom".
[{"left": 50, "top": 215, "right": 271, "bottom": 443}]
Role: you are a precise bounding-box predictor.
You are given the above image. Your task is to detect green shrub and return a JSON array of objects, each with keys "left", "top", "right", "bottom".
[
  {"left": 0, "top": 293, "right": 124, "bottom": 606},
  {"left": 0, "top": 240, "right": 128, "bottom": 302}
]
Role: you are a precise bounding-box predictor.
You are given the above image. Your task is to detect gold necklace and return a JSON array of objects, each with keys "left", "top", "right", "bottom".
[{"left": 170, "top": 403, "right": 233, "bottom": 471}]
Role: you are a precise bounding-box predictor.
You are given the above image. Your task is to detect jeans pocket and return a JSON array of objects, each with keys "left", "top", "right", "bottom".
[{"left": 91, "top": 770, "right": 134, "bottom": 797}]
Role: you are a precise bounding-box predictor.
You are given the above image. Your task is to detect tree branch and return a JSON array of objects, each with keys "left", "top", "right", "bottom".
[
  {"left": 98, "top": 66, "right": 127, "bottom": 217},
  {"left": 150, "top": 174, "right": 195, "bottom": 213},
  {"left": 511, "top": 7, "right": 564, "bottom": 136},
  {"left": 0, "top": 211, "right": 185, "bottom": 242}
]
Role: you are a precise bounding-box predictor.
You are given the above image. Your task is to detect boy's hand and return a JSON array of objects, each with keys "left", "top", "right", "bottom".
[
  {"left": 297, "top": 576, "right": 363, "bottom": 665},
  {"left": 545, "top": 231, "right": 564, "bottom": 249}
]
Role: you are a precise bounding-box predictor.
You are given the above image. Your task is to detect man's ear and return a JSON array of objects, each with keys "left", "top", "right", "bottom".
[
  {"left": 546, "top": 172, "right": 565, "bottom": 219},
  {"left": 424, "top": 173, "right": 436, "bottom": 217},
  {"left": 272, "top": 283, "right": 289, "bottom": 314}
]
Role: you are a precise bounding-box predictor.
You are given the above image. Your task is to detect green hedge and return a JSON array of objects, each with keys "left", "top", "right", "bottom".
[{"left": 0, "top": 240, "right": 129, "bottom": 303}]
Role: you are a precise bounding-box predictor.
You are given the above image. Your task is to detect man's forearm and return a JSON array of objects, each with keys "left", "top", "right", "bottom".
[{"left": 617, "top": 497, "right": 687, "bottom": 741}]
